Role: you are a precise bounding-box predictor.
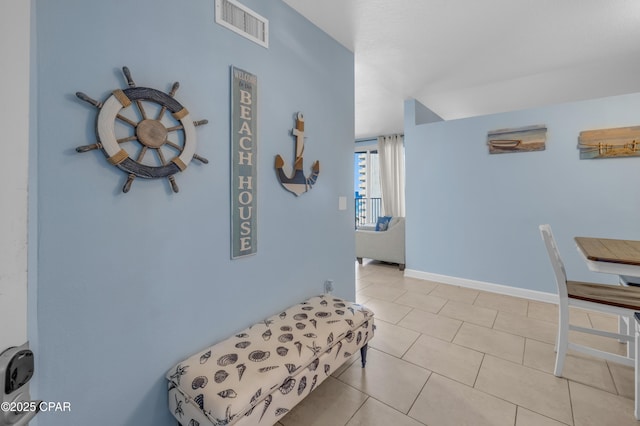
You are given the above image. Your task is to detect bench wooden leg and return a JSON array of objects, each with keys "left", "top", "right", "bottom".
[
  {"left": 357, "top": 257, "right": 363, "bottom": 265},
  {"left": 360, "top": 344, "right": 368, "bottom": 368}
]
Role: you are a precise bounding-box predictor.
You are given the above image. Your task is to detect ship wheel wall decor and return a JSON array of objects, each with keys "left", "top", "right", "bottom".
[
  {"left": 75, "top": 66, "right": 209, "bottom": 193},
  {"left": 275, "top": 112, "right": 320, "bottom": 196}
]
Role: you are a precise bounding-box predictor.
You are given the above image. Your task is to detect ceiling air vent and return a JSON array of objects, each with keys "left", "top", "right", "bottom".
[{"left": 215, "top": 0, "right": 269, "bottom": 48}]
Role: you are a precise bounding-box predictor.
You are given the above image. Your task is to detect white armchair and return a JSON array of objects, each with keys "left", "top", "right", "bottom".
[{"left": 355, "top": 217, "right": 406, "bottom": 270}]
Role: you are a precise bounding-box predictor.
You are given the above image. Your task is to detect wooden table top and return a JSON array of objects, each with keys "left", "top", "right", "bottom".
[{"left": 575, "top": 237, "right": 640, "bottom": 267}]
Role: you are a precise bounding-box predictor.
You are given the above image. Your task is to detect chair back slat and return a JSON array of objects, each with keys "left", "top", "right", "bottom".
[{"left": 539, "top": 224, "right": 568, "bottom": 299}]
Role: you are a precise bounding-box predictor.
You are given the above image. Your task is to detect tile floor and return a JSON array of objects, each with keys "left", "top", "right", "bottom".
[{"left": 278, "top": 260, "right": 638, "bottom": 426}]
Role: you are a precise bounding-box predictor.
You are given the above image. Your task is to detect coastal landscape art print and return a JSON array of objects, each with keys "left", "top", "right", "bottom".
[
  {"left": 578, "top": 125, "right": 640, "bottom": 159},
  {"left": 487, "top": 125, "right": 547, "bottom": 154}
]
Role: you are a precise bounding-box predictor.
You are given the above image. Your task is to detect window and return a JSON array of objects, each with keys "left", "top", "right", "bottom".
[{"left": 354, "top": 149, "right": 382, "bottom": 227}]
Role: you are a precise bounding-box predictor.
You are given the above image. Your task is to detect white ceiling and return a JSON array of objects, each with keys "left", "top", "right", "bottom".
[{"left": 283, "top": 0, "right": 640, "bottom": 139}]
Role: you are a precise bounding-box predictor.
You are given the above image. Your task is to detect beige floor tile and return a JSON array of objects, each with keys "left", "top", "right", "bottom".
[
  {"left": 522, "top": 338, "right": 556, "bottom": 373},
  {"left": 392, "top": 277, "right": 439, "bottom": 295},
  {"left": 493, "top": 311, "right": 557, "bottom": 344},
  {"left": 356, "top": 278, "right": 375, "bottom": 291},
  {"left": 568, "top": 307, "right": 594, "bottom": 328},
  {"left": 355, "top": 294, "right": 371, "bottom": 305},
  {"left": 569, "top": 381, "right": 637, "bottom": 426},
  {"left": 588, "top": 311, "right": 621, "bottom": 332},
  {"left": 608, "top": 362, "right": 635, "bottom": 399},
  {"left": 394, "top": 291, "right": 447, "bottom": 313},
  {"left": 356, "top": 261, "right": 398, "bottom": 279},
  {"left": 357, "top": 283, "right": 407, "bottom": 302},
  {"left": 356, "top": 273, "right": 402, "bottom": 287},
  {"left": 403, "top": 334, "right": 484, "bottom": 386},
  {"left": 280, "top": 376, "right": 368, "bottom": 426},
  {"left": 398, "top": 309, "right": 462, "bottom": 342},
  {"left": 346, "top": 398, "right": 424, "bottom": 426},
  {"left": 515, "top": 407, "right": 569, "bottom": 426},
  {"left": 348, "top": 262, "right": 640, "bottom": 426},
  {"left": 332, "top": 353, "right": 360, "bottom": 378},
  {"left": 358, "top": 262, "right": 403, "bottom": 279},
  {"left": 368, "top": 319, "right": 420, "bottom": 358},
  {"left": 361, "top": 298, "right": 411, "bottom": 324},
  {"left": 408, "top": 374, "right": 516, "bottom": 426},
  {"left": 430, "top": 284, "right": 480, "bottom": 304},
  {"left": 356, "top": 263, "right": 376, "bottom": 279},
  {"left": 565, "top": 349, "right": 621, "bottom": 378},
  {"left": 528, "top": 305, "right": 623, "bottom": 355},
  {"left": 474, "top": 292, "right": 529, "bottom": 316},
  {"left": 568, "top": 329, "right": 627, "bottom": 356},
  {"left": 475, "top": 355, "right": 572, "bottom": 425},
  {"left": 338, "top": 348, "right": 430, "bottom": 414},
  {"left": 524, "top": 306, "right": 592, "bottom": 328},
  {"left": 523, "top": 338, "right": 617, "bottom": 394},
  {"left": 453, "top": 322, "right": 524, "bottom": 364},
  {"left": 527, "top": 301, "right": 558, "bottom": 323},
  {"left": 439, "top": 300, "right": 498, "bottom": 328}
]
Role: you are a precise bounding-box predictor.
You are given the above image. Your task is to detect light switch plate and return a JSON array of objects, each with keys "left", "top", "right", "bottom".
[{"left": 338, "top": 196, "right": 347, "bottom": 211}]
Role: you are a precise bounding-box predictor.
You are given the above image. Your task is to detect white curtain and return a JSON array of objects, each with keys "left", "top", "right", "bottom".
[{"left": 378, "top": 134, "right": 405, "bottom": 217}]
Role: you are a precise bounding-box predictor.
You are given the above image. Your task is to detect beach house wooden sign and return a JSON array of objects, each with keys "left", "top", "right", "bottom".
[{"left": 231, "top": 66, "right": 258, "bottom": 259}]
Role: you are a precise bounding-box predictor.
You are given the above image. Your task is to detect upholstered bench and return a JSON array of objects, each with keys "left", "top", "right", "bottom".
[{"left": 167, "top": 295, "right": 375, "bottom": 426}]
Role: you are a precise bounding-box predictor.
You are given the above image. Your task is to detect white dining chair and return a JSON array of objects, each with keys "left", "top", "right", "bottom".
[
  {"left": 539, "top": 224, "right": 640, "bottom": 378},
  {"left": 541, "top": 225, "right": 640, "bottom": 420},
  {"left": 619, "top": 275, "right": 640, "bottom": 347}
]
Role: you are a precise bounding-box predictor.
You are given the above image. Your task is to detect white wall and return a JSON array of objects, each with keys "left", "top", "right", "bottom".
[{"left": 0, "top": 0, "right": 30, "bottom": 350}]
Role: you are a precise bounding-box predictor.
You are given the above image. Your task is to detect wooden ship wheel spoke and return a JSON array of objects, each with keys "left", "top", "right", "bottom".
[{"left": 75, "top": 66, "right": 209, "bottom": 193}]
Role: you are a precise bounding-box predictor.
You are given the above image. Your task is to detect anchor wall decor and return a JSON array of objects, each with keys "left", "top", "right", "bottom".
[{"left": 275, "top": 112, "right": 320, "bottom": 196}]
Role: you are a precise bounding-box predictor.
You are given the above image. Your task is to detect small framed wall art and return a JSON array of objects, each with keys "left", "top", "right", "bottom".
[
  {"left": 578, "top": 125, "right": 640, "bottom": 159},
  {"left": 487, "top": 125, "right": 547, "bottom": 154}
]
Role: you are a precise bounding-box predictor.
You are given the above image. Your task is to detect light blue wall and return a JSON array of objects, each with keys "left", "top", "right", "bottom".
[
  {"left": 32, "top": 1, "right": 354, "bottom": 425},
  {"left": 411, "top": 99, "right": 443, "bottom": 126},
  {"left": 405, "top": 94, "right": 640, "bottom": 294}
]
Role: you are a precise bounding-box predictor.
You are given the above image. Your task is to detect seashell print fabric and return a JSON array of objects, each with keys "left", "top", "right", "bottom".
[
  {"left": 168, "top": 319, "right": 374, "bottom": 426},
  {"left": 166, "top": 295, "right": 374, "bottom": 426}
]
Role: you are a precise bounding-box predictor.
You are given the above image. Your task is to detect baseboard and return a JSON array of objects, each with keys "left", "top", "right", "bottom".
[{"left": 404, "top": 269, "right": 559, "bottom": 304}]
